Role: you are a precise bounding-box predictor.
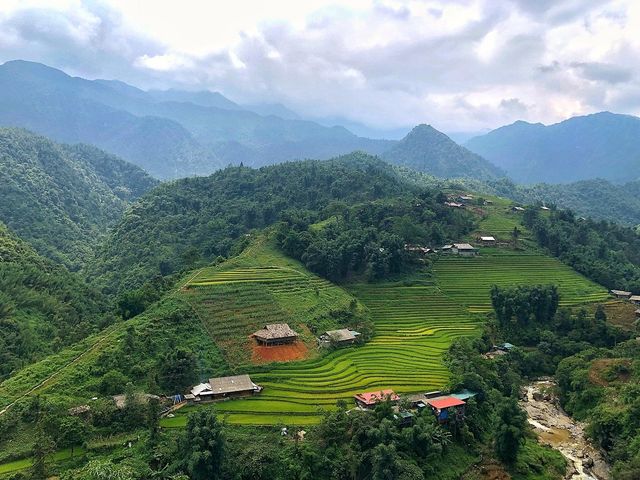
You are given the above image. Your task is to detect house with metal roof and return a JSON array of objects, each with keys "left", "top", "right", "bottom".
[
  {"left": 354, "top": 389, "right": 400, "bottom": 408},
  {"left": 425, "top": 396, "right": 466, "bottom": 422},
  {"left": 479, "top": 236, "right": 496, "bottom": 246}
]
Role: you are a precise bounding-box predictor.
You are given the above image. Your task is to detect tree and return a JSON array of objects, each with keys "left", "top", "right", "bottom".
[
  {"left": 181, "top": 410, "right": 226, "bottom": 480},
  {"left": 147, "top": 396, "right": 161, "bottom": 449},
  {"left": 511, "top": 226, "right": 521, "bottom": 249},
  {"left": 494, "top": 398, "right": 526, "bottom": 463},
  {"left": 99, "top": 369, "right": 130, "bottom": 395},
  {"left": 158, "top": 348, "right": 197, "bottom": 393},
  {"left": 30, "top": 425, "right": 55, "bottom": 480},
  {"left": 56, "top": 416, "right": 88, "bottom": 456}
]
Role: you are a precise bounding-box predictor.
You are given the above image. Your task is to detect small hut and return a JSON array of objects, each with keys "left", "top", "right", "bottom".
[
  {"left": 610, "top": 290, "right": 632, "bottom": 299},
  {"left": 252, "top": 323, "right": 298, "bottom": 346}
]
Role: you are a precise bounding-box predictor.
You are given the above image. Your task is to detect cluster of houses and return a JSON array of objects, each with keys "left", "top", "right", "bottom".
[
  {"left": 609, "top": 290, "right": 640, "bottom": 317},
  {"left": 184, "top": 323, "right": 362, "bottom": 404},
  {"left": 352, "top": 388, "right": 477, "bottom": 425},
  {"left": 405, "top": 238, "right": 499, "bottom": 258}
]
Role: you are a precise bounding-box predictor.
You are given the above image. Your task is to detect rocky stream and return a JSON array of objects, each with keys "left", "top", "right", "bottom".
[{"left": 520, "top": 380, "right": 610, "bottom": 480}]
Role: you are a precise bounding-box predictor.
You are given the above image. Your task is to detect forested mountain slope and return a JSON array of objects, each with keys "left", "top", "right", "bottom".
[
  {"left": 0, "top": 223, "right": 109, "bottom": 380},
  {"left": 88, "top": 153, "right": 422, "bottom": 293},
  {"left": 465, "top": 112, "right": 640, "bottom": 183},
  {"left": 383, "top": 124, "right": 505, "bottom": 180},
  {"left": 0, "top": 128, "right": 157, "bottom": 269}
]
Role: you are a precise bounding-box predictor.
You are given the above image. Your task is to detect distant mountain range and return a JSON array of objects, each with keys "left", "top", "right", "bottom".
[
  {"left": 0, "top": 60, "right": 394, "bottom": 178},
  {"left": 465, "top": 112, "right": 640, "bottom": 184},
  {"left": 0, "top": 60, "right": 505, "bottom": 181}
]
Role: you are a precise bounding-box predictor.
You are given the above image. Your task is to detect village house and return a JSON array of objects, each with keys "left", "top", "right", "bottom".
[
  {"left": 630, "top": 295, "right": 640, "bottom": 305},
  {"left": 404, "top": 244, "right": 435, "bottom": 255},
  {"left": 425, "top": 396, "right": 466, "bottom": 423},
  {"left": 319, "top": 328, "right": 360, "bottom": 347},
  {"left": 458, "top": 195, "right": 474, "bottom": 203},
  {"left": 187, "top": 374, "right": 262, "bottom": 403},
  {"left": 441, "top": 243, "right": 478, "bottom": 256},
  {"left": 610, "top": 289, "right": 632, "bottom": 299},
  {"left": 252, "top": 323, "right": 298, "bottom": 346},
  {"left": 635, "top": 309, "right": 640, "bottom": 318},
  {"left": 393, "top": 411, "right": 415, "bottom": 427},
  {"left": 354, "top": 389, "right": 400, "bottom": 409},
  {"left": 479, "top": 235, "right": 496, "bottom": 246},
  {"left": 444, "top": 201, "right": 464, "bottom": 208},
  {"left": 511, "top": 206, "right": 525, "bottom": 212}
]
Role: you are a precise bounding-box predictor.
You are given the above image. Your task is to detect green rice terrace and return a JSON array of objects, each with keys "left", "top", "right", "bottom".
[
  {"left": 182, "top": 239, "right": 367, "bottom": 366},
  {"left": 0, "top": 210, "right": 611, "bottom": 430}
]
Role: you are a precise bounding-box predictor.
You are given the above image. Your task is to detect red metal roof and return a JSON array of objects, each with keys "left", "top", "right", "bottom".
[
  {"left": 354, "top": 389, "right": 400, "bottom": 405},
  {"left": 426, "top": 396, "right": 465, "bottom": 409}
]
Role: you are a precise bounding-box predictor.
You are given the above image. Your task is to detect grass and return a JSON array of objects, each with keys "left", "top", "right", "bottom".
[{"left": 0, "top": 447, "right": 86, "bottom": 475}]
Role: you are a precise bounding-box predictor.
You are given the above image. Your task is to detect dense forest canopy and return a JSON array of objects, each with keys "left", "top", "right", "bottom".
[
  {"left": 0, "top": 128, "right": 157, "bottom": 270},
  {"left": 278, "top": 194, "right": 474, "bottom": 281},
  {"left": 89, "top": 153, "right": 435, "bottom": 293}
]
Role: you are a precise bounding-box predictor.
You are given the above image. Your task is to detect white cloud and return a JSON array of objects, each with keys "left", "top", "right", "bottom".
[{"left": 0, "top": 0, "right": 639, "bottom": 132}]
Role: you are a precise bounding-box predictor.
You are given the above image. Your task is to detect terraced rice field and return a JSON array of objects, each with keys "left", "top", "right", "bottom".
[
  {"left": 477, "top": 209, "right": 526, "bottom": 240},
  {"left": 184, "top": 265, "right": 349, "bottom": 366},
  {"left": 434, "top": 254, "right": 608, "bottom": 313},
  {"left": 193, "top": 285, "right": 481, "bottom": 425}
]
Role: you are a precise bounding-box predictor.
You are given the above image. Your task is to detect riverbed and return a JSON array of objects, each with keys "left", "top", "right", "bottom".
[{"left": 520, "top": 380, "right": 610, "bottom": 480}]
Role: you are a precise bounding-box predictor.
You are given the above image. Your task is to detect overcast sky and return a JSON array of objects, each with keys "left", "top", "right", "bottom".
[{"left": 1, "top": 0, "right": 639, "bottom": 132}]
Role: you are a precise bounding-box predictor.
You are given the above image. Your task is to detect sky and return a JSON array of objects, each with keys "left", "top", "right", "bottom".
[{"left": 1, "top": 0, "right": 639, "bottom": 133}]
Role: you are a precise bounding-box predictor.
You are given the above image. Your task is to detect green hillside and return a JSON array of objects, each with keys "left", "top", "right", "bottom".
[
  {"left": 88, "top": 153, "right": 416, "bottom": 293},
  {"left": 182, "top": 237, "right": 370, "bottom": 367},
  {"left": 0, "top": 223, "right": 108, "bottom": 380},
  {"left": 0, "top": 128, "right": 157, "bottom": 269}
]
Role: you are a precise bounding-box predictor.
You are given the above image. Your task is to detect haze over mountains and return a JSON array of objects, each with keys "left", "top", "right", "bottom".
[
  {"left": 466, "top": 112, "right": 640, "bottom": 184},
  {"left": 0, "top": 60, "right": 505, "bottom": 182}
]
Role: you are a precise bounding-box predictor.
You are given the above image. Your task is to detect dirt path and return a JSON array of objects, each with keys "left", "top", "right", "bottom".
[
  {"left": 520, "top": 380, "right": 610, "bottom": 480},
  {"left": 0, "top": 325, "right": 119, "bottom": 417}
]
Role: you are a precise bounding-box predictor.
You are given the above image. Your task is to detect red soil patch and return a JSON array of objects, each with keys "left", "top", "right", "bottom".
[{"left": 252, "top": 341, "right": 310, "bottom": 363}]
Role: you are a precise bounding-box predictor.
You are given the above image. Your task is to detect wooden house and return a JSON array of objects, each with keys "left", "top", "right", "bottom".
[
  {"left": 610, "top": 290, "right": 632, "bottom": 299},
  {"left": 511, "top": 206, "right": 525, "bottom": 212},
  {"left": 252, "top": 323, "right": 298, "bottom": 346},
  {"left": 479, "top": 236, "right": 496, "bottom": 246},
  {"left": 354, "top": 389, "right": 400, "bottom": 408},
  {"left": 452, "top": 243, "right": 478, "bottom": 256},
  {"left": 635, "top": 309, "right": 640, "bottom": 318},
  {"left": 189, "top": 374, "right": 262, "bottom": 402},
  {"left": 630, "top": 295, "right": 640, "bottom": 305},
  {"left": 320, "top": 328, "right": 360, "bottom": 346}
]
